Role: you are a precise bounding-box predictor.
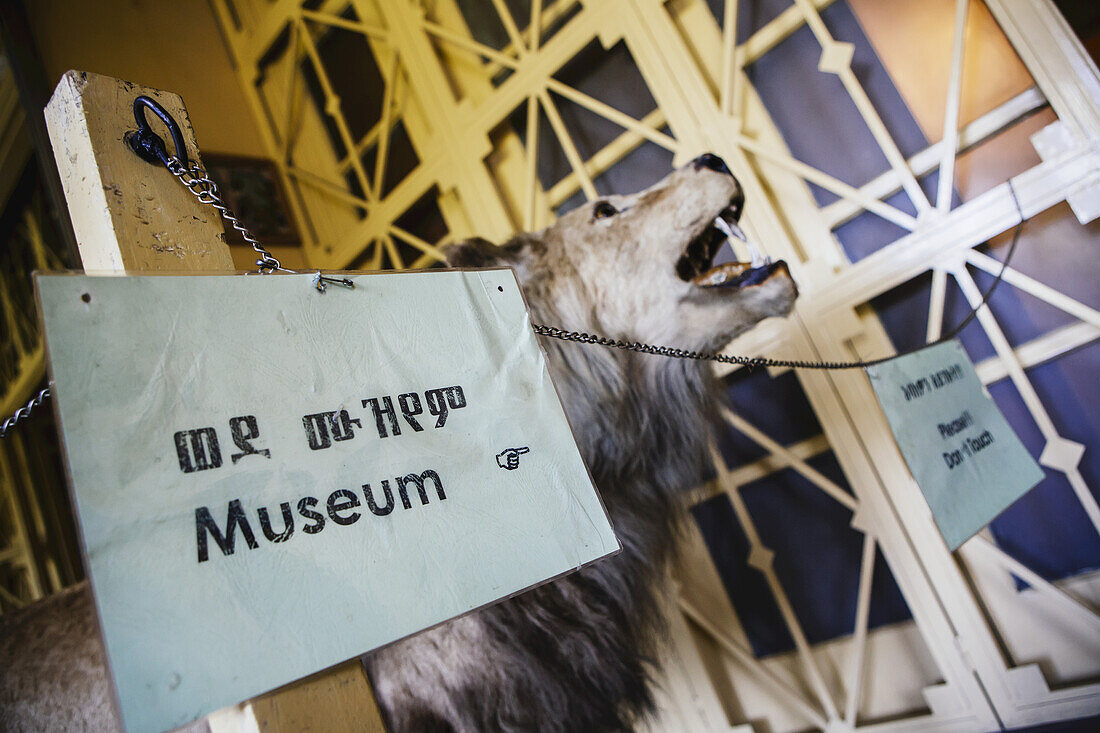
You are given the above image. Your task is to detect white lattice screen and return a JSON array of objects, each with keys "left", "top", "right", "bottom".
[{"left": 211, "top": 1, "right": 1100, "bottom": 730}]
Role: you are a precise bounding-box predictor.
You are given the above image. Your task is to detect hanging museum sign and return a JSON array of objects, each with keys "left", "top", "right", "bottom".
[
  {"left": 866, "top": 339, "right": 1044, "bottom": 551},
  {"left": 36, "top": 269, "right": 619, "bottom": 733}
]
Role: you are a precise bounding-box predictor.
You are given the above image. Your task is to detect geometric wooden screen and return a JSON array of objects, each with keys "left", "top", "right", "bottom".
[{"left": 212, "top": 1, "right": 1100, "bottom": 729}]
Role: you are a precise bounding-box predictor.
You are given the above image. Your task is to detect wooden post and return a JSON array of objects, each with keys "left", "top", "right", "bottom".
[
  {"left": 44, "top": 71, "right": 233, "bottom": 272},
  {"left": 42, "top": 71, "right": 385, "bottom": 733}
]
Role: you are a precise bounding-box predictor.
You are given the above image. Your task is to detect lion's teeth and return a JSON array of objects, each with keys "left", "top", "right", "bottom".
[
  {"left": 747, "top": 242, "right": 765, "bottom": 268},
  {"left": 714, "top": 217, "right": 746, "bottom": 242},
  {"left": 714, "top": 217, "right": 765, "bottom": 267}
]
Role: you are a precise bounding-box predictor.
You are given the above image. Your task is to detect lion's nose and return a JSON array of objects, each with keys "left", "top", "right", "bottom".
[{"left": 692, "top": 152, "right": 732, "bottom": 176}]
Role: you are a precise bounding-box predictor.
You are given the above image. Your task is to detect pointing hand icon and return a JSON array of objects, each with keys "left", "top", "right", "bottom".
[{"left": 496, "top": 447, "right": 530, "bottom": 470}]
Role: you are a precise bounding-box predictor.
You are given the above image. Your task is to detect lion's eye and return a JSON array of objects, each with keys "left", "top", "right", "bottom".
[{"left": 593, "top": 201, "right": 618, "bottom": 220}]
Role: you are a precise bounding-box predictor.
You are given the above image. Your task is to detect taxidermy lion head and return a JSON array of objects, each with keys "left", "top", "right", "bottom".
[{"left": 447, "top": 152, "right": 797, "bottom": 354}]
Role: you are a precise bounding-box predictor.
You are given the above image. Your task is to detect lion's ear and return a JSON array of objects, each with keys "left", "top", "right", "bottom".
[
  {"left": 444, "top": 234, "right": 544, "bottom": 269},
  {"left": 443, "top": 237, "right": 501, "bottom": 268}
]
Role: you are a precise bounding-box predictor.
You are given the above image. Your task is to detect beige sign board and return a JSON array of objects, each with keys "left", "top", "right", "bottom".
[{"left": 36, "top": 270, "right": 619, "bottom": 733}]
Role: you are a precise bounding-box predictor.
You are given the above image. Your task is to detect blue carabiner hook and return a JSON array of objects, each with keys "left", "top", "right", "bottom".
[{"left": 126, "top": 96, "right": 189, "bottom": 169}]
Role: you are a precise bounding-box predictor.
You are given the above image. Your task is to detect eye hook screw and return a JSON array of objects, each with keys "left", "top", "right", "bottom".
[{"left": 126, "top": 96, "right": 190, "bottom": 168}]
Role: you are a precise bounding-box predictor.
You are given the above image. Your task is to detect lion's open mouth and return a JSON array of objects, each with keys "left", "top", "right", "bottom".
[{"left": 676, "top": 202, "right": 779, "bottom": 289}]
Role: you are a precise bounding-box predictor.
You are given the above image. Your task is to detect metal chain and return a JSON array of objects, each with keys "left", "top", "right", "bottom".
[
  {"left": 0, "top": 388, "right": 51, "bottom": 439},
  {"left": 0, "top": 209, "right": 1021, "bottom": 436},
  {"left": 163, "top": 156, "right": 286, "bottom": 274},
  {"left": 0, "top": 97, "right": 357, "bottom": 439},
  {"left": 0, "top": 156, "right": 350, "bottom": 439},
  {"left": 0, "top": 193, "right": 1025, "bottom": 434},
  {"left": 0, "top": 95, "right": 1027, "bottom": 436},
  {"left": 531, "top": 221, "right": 1020, "bottom": 372},
  {"left": 531, "top": 217, "right": 1021, "bottom": 371},
  {"left": 530, "top": 325, "right": 894, "bottom": 370},
  {"left": 162, "top": 155, "right": 355, "bottom": 291},
  {"left": 533, "top": 182, "right": 1025, "bottom": 371}
]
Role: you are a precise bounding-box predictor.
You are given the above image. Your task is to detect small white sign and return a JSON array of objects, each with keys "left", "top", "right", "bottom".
[
  {"left": 36, "top": 270, "right": 619, "bottom": 733},
  {"left": 866, "top": 340, "right": 1044, "bottom": 550}
]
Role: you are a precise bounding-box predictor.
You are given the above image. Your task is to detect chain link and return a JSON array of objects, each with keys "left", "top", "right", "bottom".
[
  {"left": 0, "top": 388, "right": 51, "bottom": 438},
  {"left": 530, "top": 325, "right": 896, "bottom": 370},
  {"left": 164, "top": 156, "right": 286, "bottom": 274}
]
